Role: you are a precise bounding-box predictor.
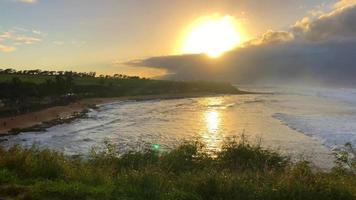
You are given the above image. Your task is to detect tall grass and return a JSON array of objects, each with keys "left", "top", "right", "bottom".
[{"left": 0, "top": 139, "right": 355, "bottom": 200}]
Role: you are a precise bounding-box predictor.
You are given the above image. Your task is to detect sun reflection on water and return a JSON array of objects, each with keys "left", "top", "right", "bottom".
[
  {"left": 200, "top": 98, "right": 225, "bottom": 152},
  {"left": 206, "top": 110, "right": 220, "bottom": 133}
]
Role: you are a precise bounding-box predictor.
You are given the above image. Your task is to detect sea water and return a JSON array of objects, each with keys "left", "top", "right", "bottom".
[{"left": 2, "top": 86, "right": 356, "bottom": 168}]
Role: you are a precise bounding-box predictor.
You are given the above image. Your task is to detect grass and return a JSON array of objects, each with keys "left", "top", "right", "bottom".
[{"left": 0, "top": 139, "right": 355, "bottom": 200}]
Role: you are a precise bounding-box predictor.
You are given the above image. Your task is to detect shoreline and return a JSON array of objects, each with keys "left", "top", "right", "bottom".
[
  {"left": 0, "top": 92, "right": 248, "bottom": 136},
  {"left": 0, "top": 91, "right": 340, "bottom": 170}
]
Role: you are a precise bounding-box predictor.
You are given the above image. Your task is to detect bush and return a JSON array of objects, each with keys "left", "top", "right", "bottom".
[
  {"left": 217, "top": 137, "right": 289, "bottom": 171},
  {"left": 160, "top": 142, "right": 210, "bottom": 173},
  {"left": 0, "top": 140, "right": 355, "bottom": 200}
]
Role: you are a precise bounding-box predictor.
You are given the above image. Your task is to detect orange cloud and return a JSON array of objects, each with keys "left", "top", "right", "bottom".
[{"left": 0, "top": 44, "right": 16, "bottom": 52}]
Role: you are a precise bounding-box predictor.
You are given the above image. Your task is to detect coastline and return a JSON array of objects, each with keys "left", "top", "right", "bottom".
[{"left": 0, "top": 92, "right": 247, "bottom": 136}]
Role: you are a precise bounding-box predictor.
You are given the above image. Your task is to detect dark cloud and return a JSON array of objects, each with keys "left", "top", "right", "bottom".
[
  {"left": 293, "top": 4, "right": 356, "bottom": 41},
  {"left": 127, "top": 3, "right": 356, "bottom": 87}
]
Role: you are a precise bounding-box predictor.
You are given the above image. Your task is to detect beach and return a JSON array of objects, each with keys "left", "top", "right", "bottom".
[{"left": 0, "top": 93, "right": 240, "bottom": 136}]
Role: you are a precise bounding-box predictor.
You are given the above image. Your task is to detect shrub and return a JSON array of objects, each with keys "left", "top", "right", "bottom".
[
  {"left": 217, "top": 138, "right": 289, "bottom": 171},
  {"left": 0, "top": 140, "right": 355, "bottom": 200},
  {"left": 160, "top": 141, "right": 211, "bottom": 173}
]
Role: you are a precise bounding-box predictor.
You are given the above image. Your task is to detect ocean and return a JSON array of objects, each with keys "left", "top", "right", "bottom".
[{"left": 2, "top": 85, "right": 356, "bottom": 168}]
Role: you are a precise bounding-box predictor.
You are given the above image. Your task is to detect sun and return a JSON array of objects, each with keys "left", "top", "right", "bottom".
[{"left": 181, "top": 15, "right": 242, "bottom": 58}]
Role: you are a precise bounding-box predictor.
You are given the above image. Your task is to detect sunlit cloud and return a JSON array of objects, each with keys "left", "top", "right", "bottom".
[
  {"left": 0, "top": 44, "right": 16, "bottom": 52},
  {"left": 14, "top": 0, "right": 38, "bottom": 4},
  {"left": 245, "top": 0, "right": 356, "bottom": 45},
  {"left": 0, "top": 32, "right": 12, "bottom": 41},
  {"left": 32, "top": 30, "right": 43, "bottom": 35},
  {"left": 243, "top": 30, "right": 294, "bottom": 46},
  {"left": 334, "top": 0, "right": 356, "bottom": 9},
  {"left": 0, "top": 27, "right": 44, "bottom": 52},
  {"left": 293, "top": 2, "right": 356, "bottom": 41}
]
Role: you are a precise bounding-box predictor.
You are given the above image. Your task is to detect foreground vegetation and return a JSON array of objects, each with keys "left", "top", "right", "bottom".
[
  {"left": 0, "top": 139, "right": 355, "bottom": 200},
  {"left": 0, "top": 69, "right": 242, "bottom": 116}
]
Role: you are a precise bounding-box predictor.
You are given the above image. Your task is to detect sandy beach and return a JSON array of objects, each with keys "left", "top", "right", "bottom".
[{"left": 0, "top": 93, "right": 238, "bottom": 136}]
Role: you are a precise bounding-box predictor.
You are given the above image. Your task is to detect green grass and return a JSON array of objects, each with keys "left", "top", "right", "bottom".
[{"left": 0, "top": 139, "right": 355, "bottom": 200}]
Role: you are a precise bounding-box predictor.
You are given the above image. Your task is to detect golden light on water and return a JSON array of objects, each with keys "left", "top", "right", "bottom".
[
  {"left": 181, "top": 15, "right": 243, "bottom": 58},
  {"left": 201, "top": 98, "right": 224, "bottom": 151},
  {"left": 206, "top": 110, "right": 220, "bottom": 133}
]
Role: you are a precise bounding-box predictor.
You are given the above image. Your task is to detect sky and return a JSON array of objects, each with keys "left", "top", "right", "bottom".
[{"left": 1, "top": 0, "right": 355, "bottom": 85}]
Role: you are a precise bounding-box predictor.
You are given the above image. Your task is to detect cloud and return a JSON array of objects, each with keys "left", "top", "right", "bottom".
[
  {"left": 0, "top": 32, "right": 12, "bottom": 41},
  {"left": 334, "top": 0, "right": 356, "bottom": 9},
  {"left": 0, "top": 44, "right": 16, "bottom": 52},
  {"left": 293, "top": 3, "right": 356, "bottom": 41},
  {"left": 127, "top": 1, "right": 356, "bottom": 87},
  {"left": 14, "top": 0, "right": 38, "bottom": 4},
  {"left": 0, "top": 27, "right": 44, "bottom": 52},
  {"left": 244, "top": 30, "right": 294, "bottom": 46},
  {"left": 13, "top": 35, "right": 42, "bottom": 45}
]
